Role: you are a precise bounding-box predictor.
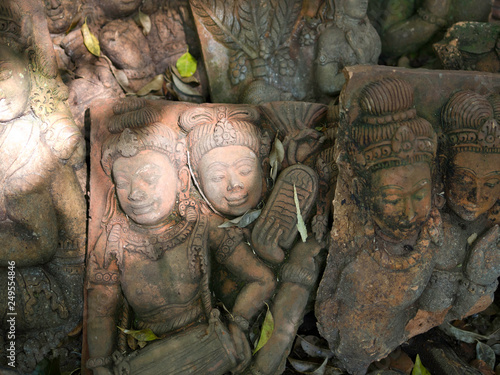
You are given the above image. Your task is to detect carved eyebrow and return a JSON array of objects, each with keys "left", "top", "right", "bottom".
[
  {"left": 136, "top": 163, "right": 161, "bottom": 174},
  {"left": 453, "top": 166, "right": 477, "bottom": 176},
  {"left": 378, "top": 185, "right": 403, "bottom": 191},
  {"left": 234, "top": 157, "right": 256, "bottom": 166},
  {"left": 485, "top": 171, "right": 500, "bottom": 177}
]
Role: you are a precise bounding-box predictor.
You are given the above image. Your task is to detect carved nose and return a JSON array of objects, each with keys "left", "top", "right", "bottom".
[
  {"left": 128, "top": 187, "right": 147, "bottom": 201},
  {"left": 403, "top": 198, "right": 416, "bottom": 222},
  {"left": 227, "top": 172, "right": 243, "bottom": 191},
  {"left": 467, "top": 186, "right": 480, "bottom": 204}
]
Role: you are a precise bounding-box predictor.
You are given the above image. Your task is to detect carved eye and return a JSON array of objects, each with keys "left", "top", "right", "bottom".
[{"left": 484, "top": 179, "right": 500, "bottom": 189}]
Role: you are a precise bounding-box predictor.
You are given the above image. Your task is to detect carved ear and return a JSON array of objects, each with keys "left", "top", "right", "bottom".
[{"left": 178, "top": 165, "right": 191, "bottom": 193}]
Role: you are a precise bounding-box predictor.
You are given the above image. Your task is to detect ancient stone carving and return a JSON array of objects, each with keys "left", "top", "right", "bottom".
[
  {"left": 315, "top": 66, "right": 500, "bottom": 375},
  {"left": 368, "top": 0, "right": 492, "bottom": 63},
  {"left": 86, "top": 99, "right": 276, "bottom": 375},
  {"left": 190, "top": 0, "right": 380, "bottom": 103},
  {"left": 424, "top": 90, "right": 500, "bottom": 320},
  {"left": 315, "top": 0, "right": 381, "bottom": 97},
  {"left": 434, "top": 22, "right": 500, "bottom": 72},
  {"left": 178, "top": 102, "right": 329, "bottom": 375},
  {"left": 0, "top": 0, "right": 86, "bottom": 371}
]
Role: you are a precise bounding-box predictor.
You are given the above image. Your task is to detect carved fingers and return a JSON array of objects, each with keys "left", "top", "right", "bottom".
[{"left": 251, "top": 217, "right": 285, "bottom": 264}]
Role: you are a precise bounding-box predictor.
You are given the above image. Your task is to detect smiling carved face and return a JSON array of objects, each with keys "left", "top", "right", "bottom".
[
  {"left": 198, "top": 145, "right": 263, "bottom": 217},
  {"left": 445, "top": 152, "right": 500, "bottom": 221},
  {"left": 369, "top": 162, "right": 432, "bottom": 242},
  {"left": 113, "top": 150, "right": 179, "bottom": 227},
  {"left": 0, "top": 45, "right": 31, "bottom": 122}
]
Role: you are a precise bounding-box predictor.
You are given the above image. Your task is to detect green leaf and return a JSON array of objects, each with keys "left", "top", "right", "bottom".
[
  {"left": 81, "top": 18, "right": 100, "bottom": 57},
  {"left": 136, "top": 74, "right": 165, "bottom": 96},
  {"left": 476, "top": 341, "right": 496, "bottom": 370},
  {"left": 294, "top": 184, "right": 308, "bottom": 243},
  {"left": 176, "top": 51, "right": 197, "bottom": 78},
  {"left": 252, "top": 303, "right": 274, "bottom": 354},
  {"left": 118, "top": 327, "right": 159, "bottom": 342},
  {"left": 412, "top": 354, "right": 431, "bottom": 375},
  {"left": 133, "top": 9, "right": 151, "bottom": 36}
]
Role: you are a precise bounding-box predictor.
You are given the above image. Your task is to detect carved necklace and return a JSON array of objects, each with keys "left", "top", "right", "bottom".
[
  {"left": 369, "top": 228, "right": 434, "bottom": 271},
  {"left": 123, "top": 219, "right": 195, "bottom": 261}
]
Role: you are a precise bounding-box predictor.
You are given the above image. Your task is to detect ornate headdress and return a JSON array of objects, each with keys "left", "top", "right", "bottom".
[
  {"left": 350, "top": 78, "right": 437, "bottom": 172},
  {"left": 442, "top": 91, "right": 500, "bottom": 155},
  {"left": 101, "top": 123, "right": 184, "bottom": 176},
  {"left": 178, "top": 105, "right": 266, "bottom": 173}
]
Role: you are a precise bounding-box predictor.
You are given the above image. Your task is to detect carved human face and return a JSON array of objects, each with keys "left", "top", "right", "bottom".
[
  {"left": 198, "top": 145, "right": 263, "bottom": 217},
  {"left": 44, "top": 0, "right": 80, "bottom": 34},
  {"left": 445, "top": 152, "right": 500, "bottom": 221},
  {"left": 369, "top": 162, "right": 432, "bottom": 242},
  {"left": 342, "top": 0, "right": 368, "bottom": 19},
  {"left": 113, "top": 150, "right": 179, "bottom": 227},
  {"left": 0, "top": 46, "right": 30, "bottom": 122},
  {"left": 99, "top": 0, "right": 142, "bottom": 18}
]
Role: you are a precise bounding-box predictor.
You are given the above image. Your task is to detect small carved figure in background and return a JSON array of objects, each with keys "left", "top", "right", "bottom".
[
  {"left": 315, "top": 0, "right": 381, "bottom": 97},
  {"left": 369, "top": 0, "right": 492, "bottom": 64}
]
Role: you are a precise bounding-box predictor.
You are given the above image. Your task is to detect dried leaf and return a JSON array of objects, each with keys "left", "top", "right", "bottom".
[
  {"left": 171, "top": 66, "right": 200, "bottom": 84},
  {"left": 176, "top": 51, "right": 198, "bottom": 78},
  {"left": 467, "top": 233, "right": 478, "bottom": 245},
  {"left": 238, "top": 209, "right": 261, "bottom": 227},
  {"left": 138, "top": 340, "right": 147, "bottom": 348},
  {"left": 65, "top": 10, "right": 82, "bottom": 34},
  {"left": 136, "top": 74, "right": 165, "bottom": 96},
  {"left": 294, "top": 184, "right": 308, "bottom": 243},
  {"left": 300, "top": 336, "right": 334, "bottom": 359},
  {"left": 102, "top": 55, "right": 131, "bottom": 93},
  {"left": 127, "top": 334, "right": 137, "bottom": 350},
  {"left": 81, "top": 18, "right": 100, "bottom": 57},
  {"left": 172, "top": 74, "right": 202, "bottom": 97},
  {"left": 310, "top": 357, "right": 328, "bottom": 375},
  {"left": 288, "top": 357, "right": 328, "bottom": 374},
  {"left": 440, "top": 322, "right": 489, "bottom": 344},
  {"left": 219, "top": 209, "right": 262, "bottom": 228},
  {"left": 118, "top": 327, "right": 159, "bottom": 342},
  {"left": 134, "top": 9, "right": 151, "bottom": 36},
  {"left": 253, "top": 303, "right": 274, "bottom": 354},
  {"left": 490, "top": 343, "right": 500, "bottom": 355},
  {"left": 269, "top": 134, "right": 284, "bottom": 182},
  {"left": 411, "top": 354, "right": 430, "bottom": 375},
  {"left": 477, "top": 341, "right": 496, "bottom": 370}
]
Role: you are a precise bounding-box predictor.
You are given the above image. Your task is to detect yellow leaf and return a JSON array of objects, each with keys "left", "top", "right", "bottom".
[
  {"left": 412, "top": 354, "right": 431, "bottom": 375},
  {"left": 294, "top": 184, "right": 308, "bottom": 243},
  {"left": 117, "top": 327, "right": 159, "bottom": 342},
  {"left": 253, "top": 303, "right": 274, "bottom": 355},
  {"left": 81, "top": 18, "right": 100, "bottom": 57},
  {"left": 176, "top": 51, "right": 197, "bottom": 78}
]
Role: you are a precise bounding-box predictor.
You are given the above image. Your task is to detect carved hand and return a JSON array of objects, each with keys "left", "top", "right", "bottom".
[
  {"left": 228, "top": 321, "right": 252, "bottom": 373},
  {"left": 251, "top": 217, "right": 285, "bottom": 264},
  {"left": 465, "top": 225, "right": 500, "bottom": 286}
]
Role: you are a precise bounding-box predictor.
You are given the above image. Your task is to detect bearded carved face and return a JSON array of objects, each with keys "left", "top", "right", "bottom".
[{"left": 369, "top": 162, "right": 432, "bottom": 242}]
